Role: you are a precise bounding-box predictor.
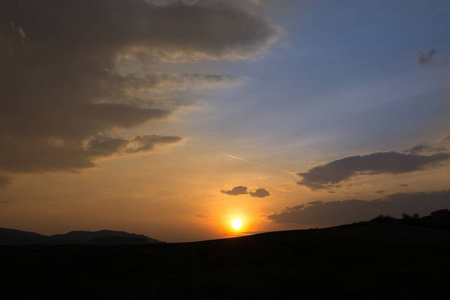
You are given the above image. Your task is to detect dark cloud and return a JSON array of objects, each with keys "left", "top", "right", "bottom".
[
  {"left": 126, "top": 135, "right": 183, "bottom": 153},
  {"left": 221, "top": 186, "right": 248, "bottom": 196},
  {"left": 1, "top": 0, "right": 280, "bottom": 62},
  {"left": 0, "top": 0, "right": 280, "bottom": 175},
  {"left": 399, "top": 184, "right": 408, "bottom": 187},
  {"left": 0, "top": 134, "right": 183, "bottom": 174},
  {"left": 85, "top": 135, "right": 182, "bottom": 158},
  {"left": 297, "top": 152, "right": 449, "bottom": 190},
  {"left": 0, "top": 175, "right": 10, "bottom": 188},
  {"left": 268, "top": 190, "right": 450, "bottom": 226},
  {"left": 250, "top": 188, "right": 270, "bottom": 198},
  {"left": 404, "top": 144, "right": 447, "bottom": 155},
  {"left": 221, "top": 186, "right": 271, "bottom": 197},
  {"left": 417, "top": 50, "right": 437, "bottom": 66},
  {"left": 85, "top": 136, "right": 130, "bottom": 158},
  {"left": 375, "top": 190, "right": 385, "bottom": 194},
  {"left": 146, "top": 0, "right": 262, "bottom": 9}
]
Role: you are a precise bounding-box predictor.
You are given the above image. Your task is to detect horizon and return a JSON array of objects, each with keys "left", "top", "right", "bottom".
[
  {"left": 1, "top": 0, "right": 449, "bottom": 243},
  {"left": 3, "top": 190, "right": 450, "bottom": 243}
]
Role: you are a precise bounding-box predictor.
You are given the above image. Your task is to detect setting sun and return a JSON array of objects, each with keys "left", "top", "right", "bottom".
[{"left": 230, "top": 218, "right": 244, "bottom": 231}]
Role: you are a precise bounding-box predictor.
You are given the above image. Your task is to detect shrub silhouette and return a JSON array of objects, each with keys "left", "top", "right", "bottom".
[{"left": 371, "top": 215, "right": 397, "bottom": 224}]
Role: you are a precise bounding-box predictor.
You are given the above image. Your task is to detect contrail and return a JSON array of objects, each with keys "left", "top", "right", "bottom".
[{"left": 224, "top": 154, "right": 297, "bottom": 175}]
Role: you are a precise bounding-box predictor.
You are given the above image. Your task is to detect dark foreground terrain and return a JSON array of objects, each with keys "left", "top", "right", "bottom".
[{"left": 2, "top": 222, "right": 450, "bottom": 300}]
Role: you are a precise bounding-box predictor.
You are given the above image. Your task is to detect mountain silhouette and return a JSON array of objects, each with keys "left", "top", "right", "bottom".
[
  {"left": 0, "top": 228, "right": 48, "bottom": 245},
  {"left": 0, "top": 228, "right": 164, "bottom": 245}
]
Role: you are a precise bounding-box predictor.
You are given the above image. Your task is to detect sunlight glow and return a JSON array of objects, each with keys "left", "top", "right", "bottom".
[{"left": 230, "top": 218, "right": 244, "bottom": 231}]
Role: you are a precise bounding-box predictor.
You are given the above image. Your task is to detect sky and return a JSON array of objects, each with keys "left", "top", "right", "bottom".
[{"left": 0, "top": 0, "right": 449, "bottom": 242}]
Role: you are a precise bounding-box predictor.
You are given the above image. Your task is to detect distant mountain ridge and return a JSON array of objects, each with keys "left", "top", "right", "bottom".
[{"left": 0, "top": 228, "right": 164, "bottom": 245}]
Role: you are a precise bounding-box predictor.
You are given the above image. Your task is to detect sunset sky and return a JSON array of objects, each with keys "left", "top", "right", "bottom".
[{"left": 1, "top": 0, "right": 449, "bottom": 242}]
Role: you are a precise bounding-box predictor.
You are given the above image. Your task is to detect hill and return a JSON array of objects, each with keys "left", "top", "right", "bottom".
[
  {"left": 2, "top": 222, "right": 450, "bottom": 299},
  {"left": 47, "top": 230, "right": 163, "bottom": 245},
  {"left": 0, "top": 228, "right": 164, "bottom": 245},
  {"left": 0, "top": 227, "right": 48, "bottom": 245}
]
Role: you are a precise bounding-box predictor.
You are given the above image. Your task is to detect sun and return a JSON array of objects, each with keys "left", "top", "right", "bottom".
[{"left": 230, "top": 218, "right": 244, "bottom": 231}]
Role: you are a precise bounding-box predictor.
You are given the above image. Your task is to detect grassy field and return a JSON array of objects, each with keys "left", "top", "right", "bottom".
[{"left": 2, "top": 223, "right": 450, "bottom": 299}]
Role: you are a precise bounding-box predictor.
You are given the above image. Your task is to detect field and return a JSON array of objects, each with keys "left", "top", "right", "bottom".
[{"left": 2, "top": 223, "right": 450, "bottom": 299}]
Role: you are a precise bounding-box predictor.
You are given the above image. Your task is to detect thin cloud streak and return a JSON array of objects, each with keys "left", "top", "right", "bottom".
[{"left": 224, "top": 154, "right": 296, "bottom": 175}]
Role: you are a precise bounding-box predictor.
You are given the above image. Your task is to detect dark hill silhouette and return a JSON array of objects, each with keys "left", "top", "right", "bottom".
[
  {"left": 0, "top": 227, "right": 47, "bottom": 245},
  {"left": 2, "top": 210, "right": 450, "bottom": 299},
  {"left": 0, "top": 228, "right": 164, "bottom": 245},
  {"left": 48, "top": 230, "right": 164, "bottom": 245}
]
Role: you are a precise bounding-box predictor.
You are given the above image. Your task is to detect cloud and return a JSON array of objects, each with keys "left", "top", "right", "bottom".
[
  {"left": 0, "top": 175, "right": 10, "bottom": 188},
  {"left": 0, "top": 22, "right": 28, "bottom": 59},
  {"left": 0, "top": 134, "right": 183, "bottom": 174},
  {"left": 221, "top": 186, "right": 248, "bottom": 196},
  {"left": 195, "top": 214, "right": 209, "bottom": 218},
  {"left": 221, "top": 186, "right": 271, "bottom": 197},
  {"left": 417, "top": 49, "right": 437, "bottom": 66},
  {"left": 268, "top": 190, "right": 450, "bottom": 226},
  {"left": 145, "top": 0, "right": 263, "bottom": 9},
  {"left": 0, "top": 0, "right": 280, "bottom": 175},
  {"left": 85, "top": 134, "right": 183, "bottom": 158},
  {"left": 250, "top": 188, "right": 270, "bottom": 198},
  {"left": 403, "top": 144, "right": 447, "bottom": 155},
  {"left": 126, "top": 135, "right": 183, "bottom": 154},
  {"left": 85, "top": 136, "right": 130, "bottom": 158},
  {"left": 106, "top": 73, "right": 245, "bottom": 96},
  {"left": 297, "top": 152, "right": 449, "bottom": 190}
]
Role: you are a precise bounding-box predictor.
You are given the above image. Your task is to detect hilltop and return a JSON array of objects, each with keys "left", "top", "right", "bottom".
[{"left": 0, "top": 228, "right": 164, "bottom": 245}]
